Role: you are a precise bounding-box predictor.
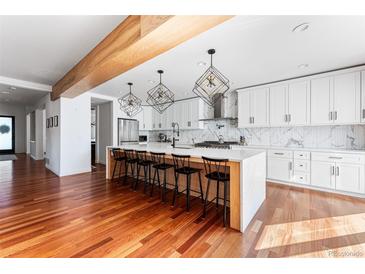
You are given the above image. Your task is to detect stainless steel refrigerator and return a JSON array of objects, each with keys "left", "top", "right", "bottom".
[{"left": 117, "top": 118, "right": 139, "bottom": 145}]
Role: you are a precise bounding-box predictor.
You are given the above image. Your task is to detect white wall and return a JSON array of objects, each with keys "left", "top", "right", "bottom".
[
  {"left": 97, "top": 102, "right": 112, "bottom": 164},
  {"left": 0, "top": 102, "right": 26, "bottom": 153},
  {"left": 45, "top": 96, "right": 61, "bottom": 175},
  {"left": 59, "top": 93, "right": 91, "bottom": 176}
]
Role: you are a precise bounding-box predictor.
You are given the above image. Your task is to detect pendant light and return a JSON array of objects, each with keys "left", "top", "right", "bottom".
[
  {"left": 146, "top": 70, "right": 175, "bottom": 114},
  {"left": 118, "top": 82, "right": 142, "bottom": 117},
  {"left": 192, "top": 49, "right": 230, "bottom": 106}
]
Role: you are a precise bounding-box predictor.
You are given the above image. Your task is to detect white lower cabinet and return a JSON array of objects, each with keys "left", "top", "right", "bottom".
[
  {"left": 267, "top": 157, "right": 293, "bottom": 182},
  {"left": 334, "top": 163, "right": 364, "bottom": 193},
  {"left": 310, "top": 161, "right": 334, "bottom": 189},
  {"left": 265, "top": 149, "right": 365, "bottom": 196}
]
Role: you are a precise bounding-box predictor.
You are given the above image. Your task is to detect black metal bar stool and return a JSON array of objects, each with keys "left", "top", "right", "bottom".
[
  {"left": 171, "top": 154, "right": 204, "bottom": 211},
  {"left": 111, "top": 148, "right": 126, "bottom": 182},
  {"left": 202, "top": 156, "right": 230, "bottom": 227},
  {"left": 134, "top": 150, "right": 155, "bottom": 193},
  {"left": 149, "top": 152, "right": 174, "bottom": 199},
  {"left": 124, "top": 149, "right": 138, "bottom": 185}
]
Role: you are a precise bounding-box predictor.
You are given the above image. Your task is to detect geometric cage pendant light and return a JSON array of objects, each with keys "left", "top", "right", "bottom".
[
  {"left": 118, "top": 82, "right": 142, "bottom": 117},
  {"left": 192, "top": 49, "right": 230, "bottom": 106},
  {"left": 146, "top": 70, "right": 175, "bottom": 114}
]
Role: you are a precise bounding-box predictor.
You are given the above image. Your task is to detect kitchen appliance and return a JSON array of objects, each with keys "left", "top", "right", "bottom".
[
  {"left": 139, "top": 135, "right": 148, "bottom": 144},
  {"left": 198, "top": 93, "right": 237, "bottom": 122},
  {"left": 118, "top": 118, "right": 139, "bottom": 145},
  {"left": 194, "top": 141, "right": 240, "bottom": 149}
]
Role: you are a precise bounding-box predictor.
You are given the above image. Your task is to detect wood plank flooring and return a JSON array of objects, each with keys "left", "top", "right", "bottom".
[{"left": 1, "top": 154, "right": 365, "bottom": 258}]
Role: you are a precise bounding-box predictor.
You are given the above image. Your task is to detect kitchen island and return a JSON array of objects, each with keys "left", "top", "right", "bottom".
[{"left": 105, "top": 143, "right": 266, "bottom": 232}]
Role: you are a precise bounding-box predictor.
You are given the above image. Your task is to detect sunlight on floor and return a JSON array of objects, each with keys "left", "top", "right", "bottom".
[
  {"left": 290, "top": 243, "right": 365, "bottom": 258},
  {"left": 255, "top": 212, "right": 365, "bottom": 250}
]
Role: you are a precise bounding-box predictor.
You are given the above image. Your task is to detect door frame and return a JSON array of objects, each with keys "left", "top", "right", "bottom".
[{"left": 0, "top": 115, "right": 15, "bottom": 154}]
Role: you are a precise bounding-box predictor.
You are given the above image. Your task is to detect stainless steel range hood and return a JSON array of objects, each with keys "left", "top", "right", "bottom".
[{"left": 199, "top": 93, "right": 237, "bottom": 121}]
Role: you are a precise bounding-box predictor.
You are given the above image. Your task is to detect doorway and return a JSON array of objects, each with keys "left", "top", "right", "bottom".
[{"left": 0, "top": 115, "right": 15, "bottom": 154}]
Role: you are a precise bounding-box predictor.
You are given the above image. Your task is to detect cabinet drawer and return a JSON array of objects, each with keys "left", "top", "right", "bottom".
[
  {"left": 293, "top": 172, "right": 310, "bottom": 185},
  {"left": 311, "top": 152, "right": 365, "bottom": 164},
  {"left": 294, "top": 151, "right": 310, "bottom": 160},
  {"left": 268, "top": 150, "right": 293, "bottom": 159},
  {"left": 294, "top": 160, "right": 310, "bottom": 172}
]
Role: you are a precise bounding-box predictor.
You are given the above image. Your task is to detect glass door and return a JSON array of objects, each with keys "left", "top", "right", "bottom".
[{"left": 0, "top": 115, "right": 15, "bottom": 154}]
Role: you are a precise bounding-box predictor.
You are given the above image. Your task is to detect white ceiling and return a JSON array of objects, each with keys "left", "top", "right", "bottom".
[
  {"left": 0, "top": 83, "right": 48, "bottom": 105},
  {"left": 90, "top": 15, "right": 365, "bottom": 102},
  {"left": 0, "top": 15, "right": 126, "bottom": 86}
]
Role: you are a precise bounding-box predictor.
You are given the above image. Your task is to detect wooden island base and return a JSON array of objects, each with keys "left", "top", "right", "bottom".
[{"left": 106, "top": 149, "right": 241, "bottom": 230}]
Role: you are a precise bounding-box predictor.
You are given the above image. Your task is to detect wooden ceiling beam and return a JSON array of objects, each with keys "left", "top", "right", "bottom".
[{"left": 51, "top": 15, "right": 233, "bottom": 100}]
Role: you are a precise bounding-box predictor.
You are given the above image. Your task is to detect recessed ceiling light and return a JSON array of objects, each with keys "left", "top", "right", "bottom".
[
  {"left": 292, "top": 23, "right": 310, "bottom": 32},
  {"left": 148, "top": 80, "right": 156, "bottom": 84},
  {"left": 197, "top": 61, "right": 207, "bottom": 67},
  {"left": 1, "top": 91, "right": 11, "bottom": 94},
  {"left": 9, "top": 86, "right": 16, "bottom": 90},
  {"left": 298, "top": 63, "right": 309, "bottom": 69}
]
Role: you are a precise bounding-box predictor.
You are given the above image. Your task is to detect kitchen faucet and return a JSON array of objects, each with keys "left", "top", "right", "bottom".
[{"left": 172, "top": 122, "right": 180, "bottom": 148}]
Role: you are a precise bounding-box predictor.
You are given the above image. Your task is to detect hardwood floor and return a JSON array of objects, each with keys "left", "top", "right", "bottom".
[{"left": 1, "top": 154, "right": 365, "bottom": 258}]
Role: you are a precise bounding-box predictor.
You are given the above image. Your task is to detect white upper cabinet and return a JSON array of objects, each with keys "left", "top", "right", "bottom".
[
  {"left": 251, "top": 87, "right": 269, "bottom": 127},
  {"left": 149, "top": 98, "right": 203, "bottom": 131},
  {"left": 288, "top": 81, "right": 310, "bottom": 126},
  {"left": 269, "top": 81, "right": 310, "bottom": 127},
  {"left": 311, "top": 72, "right": 360, "bottom": 125},
  {"left": 269, "top": 84, "right": 287, "bottom": 126},
  {"left": 237, "top": 90, "right": 251, "bottom": 127},
  {"left": 310, "top": 76, "right": 332, "bottom": 125},
  {"left": 333, "top": 72, "right": 361, "bottom": 124},
  {"left": 238, "top": 87, "right": 269, "bottom": 128},
  {"left": 362, "top": 71, "right": 365, "bottom": 123}
]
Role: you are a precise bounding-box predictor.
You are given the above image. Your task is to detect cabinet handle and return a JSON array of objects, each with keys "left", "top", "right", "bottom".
[
  {"left": 289, "top": 162, "right": 293, "bottom": 170},
  {"left": 329, "top": 156, "right": 343, "bottom": 160},
  {"left": 334, "top": 111, "right": 338, "bottom": 121},
  {"left": 363, "top": 109, "right": 365, "bottom": 119},
  {"left": 284, "top": 114, "right": 287, "bottom": 122},
  {"left": 329, "top": 111, "right": 333, "bottom": 121},
  {"left": 336, "top": 166, "right": 340, "bottom": 176},
  {"left": 331, "top": 166, "right": 335, "bottom": 175},
  {"left": 274, "top": 152, "right": 284, "bottom": 155},
  {"left": 288, "top": 114, "right": 291, "bottom": 122},
  {"left": 252, "top": 117, "right": 255, "bottom": 124}
]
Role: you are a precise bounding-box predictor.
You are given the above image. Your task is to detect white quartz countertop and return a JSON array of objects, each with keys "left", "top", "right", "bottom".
[
  {"left": 107, "top": 142, "right": 264, "bottom": 162},
  {"left": 230, "top": 145, "right": 365, "bottom": 155}
]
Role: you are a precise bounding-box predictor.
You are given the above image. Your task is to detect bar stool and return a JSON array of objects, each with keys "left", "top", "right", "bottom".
[
  {"left": 171, "top": 154, "right": 204, "bottom": 211},
  {"left": 111, "top": 148, "right": 126, "bottom": 182},
  {"left": 134, "top": 150, "right": 155, "bottom": 193},
  {"left": 124, "top": 149, "right": 138, "bottom": 185},
  {"left": 149, "top": 152, "right": 174, "bottom": 199},
  {"left": 202, "top": 156, "right": 230, "bottom": 227}
]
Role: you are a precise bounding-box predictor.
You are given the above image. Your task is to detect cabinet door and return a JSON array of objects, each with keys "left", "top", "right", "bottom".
[
  {"left": 362, "top": 71, "right": 365, "bottom": 123},
  {"left": 267, "top": 158, "right": 293, "bottom": 182},
  {"left": 237, "top": 91, "right": 251, "bottom": 128},
  {"left": 135, "top": 109, "right": 144, "bottom": 130},
  {"left": 152, "top": 109, "right": 160, "bottom": 130},
  {"left": 185, "top": 100, "right": 192, "bottom": 129},
  {"left": 310, "top": 77, "right": 332, "bottom": 125},
  {"left": 190, "top": 98, "right": 201, "bottom": 129},
  {"left": 335, "top": 163, "right": 364, "bottom": 193},
  {"left": 143, "top": 106, "right": 152, "bottom": 130},
  {"left": 333, "top": 72, "right": 361, "bottom": 124},
  {"left": 288, "top": 81, "right": 310, "bottom": 126},
  {"left": 251, "top": 87, "right": 269, "bottom": 126},
  {"left": 310, "top": 161, "right": 334, "bottom": 189},
  {"left": 269, "top": 84, "right": 288, "bottom": 126}
]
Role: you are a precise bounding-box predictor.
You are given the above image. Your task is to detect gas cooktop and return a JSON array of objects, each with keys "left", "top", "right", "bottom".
[{"left": 194, "top": 141, "right": 239, "bottom": 149}]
